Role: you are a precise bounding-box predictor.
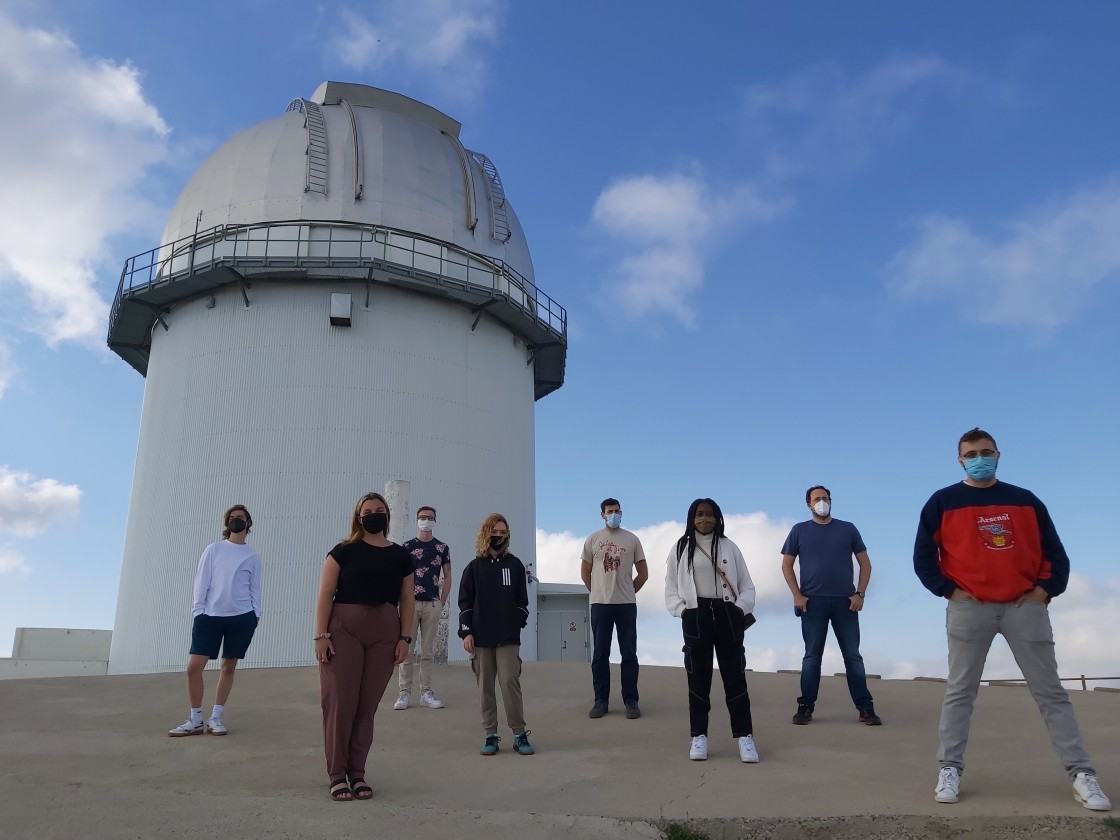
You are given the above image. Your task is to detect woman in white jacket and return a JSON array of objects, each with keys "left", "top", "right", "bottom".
[{"left": 664, "top": 498, "right": 758, "bottom": 763}]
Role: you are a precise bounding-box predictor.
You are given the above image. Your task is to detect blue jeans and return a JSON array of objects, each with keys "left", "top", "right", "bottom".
[
  {"left": 590, "top": 603, "right": 638, "bottom": 706},
  {"left": 798, "top": 595, "right": 873, "bottom": 709}
]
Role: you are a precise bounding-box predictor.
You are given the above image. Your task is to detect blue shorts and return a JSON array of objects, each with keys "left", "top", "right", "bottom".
[{"left": 190, "top": 611, "right": 258, "bottom": 660}]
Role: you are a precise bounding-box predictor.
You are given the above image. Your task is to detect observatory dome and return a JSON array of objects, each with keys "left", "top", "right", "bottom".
[
  {"left": 163, "top": 82, "right": 533, "bottom": 279},
  {"left": 107, "top": 82, "right": 564, "bottom": 674}
]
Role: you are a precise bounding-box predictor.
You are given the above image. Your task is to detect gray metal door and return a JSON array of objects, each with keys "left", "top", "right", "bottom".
[
  {"left": 559, "top": 610, "right": 588, "bottom": 663},
  {"left": 536, "top": 611, "right": 563, "bottom": 661}
]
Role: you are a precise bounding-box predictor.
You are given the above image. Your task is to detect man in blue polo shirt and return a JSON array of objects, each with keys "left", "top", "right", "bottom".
[{"left": 781, "top": 485, "right": 881, "bottom": 726}]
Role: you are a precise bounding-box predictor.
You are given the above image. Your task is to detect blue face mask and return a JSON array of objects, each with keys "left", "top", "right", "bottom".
[
  {"left": 605, "top": 513, "right": 622, "bottom": 529},
  {"left": 963, "top": 455, "right": 998, "bottom": 481}
]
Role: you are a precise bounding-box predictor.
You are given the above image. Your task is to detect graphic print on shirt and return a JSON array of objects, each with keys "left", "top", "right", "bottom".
[
  {"left": 976, "top": 512, "right": 1015, "bottom": 550},
  {"left": 599, "top": 539, "right": 624, "bottom": 573},
  {"left": 409, "top": 542, "right": 448, "bottom": 599}
]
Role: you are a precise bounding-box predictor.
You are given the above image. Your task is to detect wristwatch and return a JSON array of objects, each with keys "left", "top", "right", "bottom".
[
  {"left": 399, "top": 635, "right": 413, "bottom": 643},
  {"left": 854, "top": 591, "right": 865, "bottom": 599}
]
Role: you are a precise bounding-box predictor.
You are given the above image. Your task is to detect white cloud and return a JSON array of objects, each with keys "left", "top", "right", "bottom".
[
  {"left": 887, "top": 176, "right": 1120, "bottom": 327},
  {"left": 588, "top": 54, "right": 974, "bottom": 324},
  {"left": 0, "top": 546, "right": 30, "bottom": 576},
  {"left": 874, "top": 573, "right": 1120, "bottom": 689},
  {"left": 742, "top": 53, "right": 970, "bottom": 179},
  {"left": 536, "top": 511, "right": 795, "bottom": 624},
  {"left": 538, "top": 524, "right": 1120, "bottom": 689},
  {"left": 591, "top": 173, "right": 790, "bottom": 323},
  {"left": 0, "top": 341, "right": 14, "bottom": 398},
  {"left": 331, "top": 1, "right": 503, "bottom": 100},
  {"left": 1048, "top": 573, "right": 1120, "bottom": 687},
  {"left": 0, "top": 11, "right": 169, "bottom": 346},
  {"left": 0, "top": 466, "right": 82, "bottom": 537}
]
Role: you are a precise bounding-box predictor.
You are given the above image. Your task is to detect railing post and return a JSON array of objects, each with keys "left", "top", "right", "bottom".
[
  {"left": 188, "top": 211, "right": 201, "bottom": 276},
  {"left": 1081, "top": 674, "right": 1087, "bottom": 691}
]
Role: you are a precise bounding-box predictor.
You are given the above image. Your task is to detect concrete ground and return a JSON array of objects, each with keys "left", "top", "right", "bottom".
[{"left": 0, "top": 663, "right": 1116, "bottom": 839}]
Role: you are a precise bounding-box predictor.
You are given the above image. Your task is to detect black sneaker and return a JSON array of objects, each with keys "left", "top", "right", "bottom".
[
  {"left": 792, "top": 704, "right": 813, "bottom": 725},
  {"left": 589, "top": 701, "right": 608, "bottom": 719},
  {"left": 625, "top": 703, "right": 641, "bottom": 719},
  {"left": 859, "top": 706, "right": 883, "bottom": 726}
]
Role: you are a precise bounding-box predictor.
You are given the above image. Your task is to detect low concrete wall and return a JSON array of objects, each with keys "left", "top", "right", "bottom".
[
  {"left": 14, "top": 628, "right": 112, "bottom": 661},
  {"left": 0, "top": 659, "right": 108, "bottom": 679},
  {"left": 0, "top": 627, "right": 111, "bottom": 680}
]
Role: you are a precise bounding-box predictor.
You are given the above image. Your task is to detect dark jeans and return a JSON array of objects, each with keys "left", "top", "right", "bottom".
[
  {"left": 591, "top": 603, "right": 638, "bottom": 705},
  {"left": 798, "top": 594, "right": 873, "bottom": 709},
  {"left": 682, "top": 598, "right": 752, "bottom": 737}
]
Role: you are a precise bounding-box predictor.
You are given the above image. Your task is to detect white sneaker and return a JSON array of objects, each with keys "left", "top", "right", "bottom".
[
  {"left": 205, "top": 718, "right": 228, "bottom": 735},
  {"left": 1073, "top": 772, "right": 1112, "bottom": 811},
  {"left": 420, "top": 690, "right": 445, "bottom": 709},
  {"left": 738, "top": 735, "right": 759, "bottom": 763},
  {"left": 168, "top": 719, "right": 205, "bottom": 737},
  {"left": 689, "top": 735, "right": 708, "bottom": 761},
  {"left": 393, "top": 691, "right": 411, "bottom": 710},
  {"left": 935, "top": 766, "right": 960, "bottom": 803}
]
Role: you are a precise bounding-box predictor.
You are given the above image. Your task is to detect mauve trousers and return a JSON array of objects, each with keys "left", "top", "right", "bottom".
[{"left": 320, "top": 602, "right": 399, "bottom": 781}]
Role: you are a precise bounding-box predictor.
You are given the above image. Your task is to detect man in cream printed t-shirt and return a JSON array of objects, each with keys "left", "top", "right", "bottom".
[{"left": 581, "top": 498, "right": 648, "bottom": 720}]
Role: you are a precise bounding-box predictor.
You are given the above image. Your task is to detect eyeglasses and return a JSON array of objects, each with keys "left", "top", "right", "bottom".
[{"left": 960, "top": 449, "right": 997, "bottom": 459}]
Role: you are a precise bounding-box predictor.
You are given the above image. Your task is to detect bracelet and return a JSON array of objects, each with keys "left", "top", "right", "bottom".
[{"left": 313, "top": 632, "right": 331, "bottom": 640}]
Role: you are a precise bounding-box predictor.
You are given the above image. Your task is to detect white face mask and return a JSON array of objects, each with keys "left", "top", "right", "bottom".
[
  {"left": 812, "top": 500, "right": 831, "bottom": 518},
  {"left": 417, "top": 518, "right": 435, "bottom": 532}
]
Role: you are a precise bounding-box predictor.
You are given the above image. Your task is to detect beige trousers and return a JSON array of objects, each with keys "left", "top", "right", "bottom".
[
  {"left": 398, "top": 599, "right": 442, "bottom": 694},
  {"left": 471, "top": 644, "right": 525, "bottom": 734}
]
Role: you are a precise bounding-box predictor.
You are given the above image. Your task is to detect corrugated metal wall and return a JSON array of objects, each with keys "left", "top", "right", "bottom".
[{"left": 108, "top": 282, "right": 537, "bottom": 673}]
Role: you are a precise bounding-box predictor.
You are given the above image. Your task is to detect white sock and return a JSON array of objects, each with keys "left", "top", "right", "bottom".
[
  {"left": 210, "top": 704, "right": 225, "bottom": 721},
  {"left": 190, "top": 707, "right": 203, "bottom": 725}
]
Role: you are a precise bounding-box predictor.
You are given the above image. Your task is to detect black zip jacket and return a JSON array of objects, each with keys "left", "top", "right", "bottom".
[{"left": 457, "top": 552, "right": 529, "bottom": 647}]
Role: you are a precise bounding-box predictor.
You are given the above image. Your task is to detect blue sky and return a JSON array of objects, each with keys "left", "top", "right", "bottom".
[{"left": 1, "top": 2, "right": 1118, "bottom": 687}]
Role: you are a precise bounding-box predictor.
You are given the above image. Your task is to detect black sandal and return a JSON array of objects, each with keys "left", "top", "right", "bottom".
[
  {"left": 329, "top": 779, "right": 352, "bottom": 801},
  {"left": 349, "top": 777, "right": 373, "bottom": 800}
]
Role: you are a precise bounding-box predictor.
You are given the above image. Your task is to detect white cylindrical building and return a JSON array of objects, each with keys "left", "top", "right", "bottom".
[{"left": 107, "top": 82, "right": 565, "bottom": 674}]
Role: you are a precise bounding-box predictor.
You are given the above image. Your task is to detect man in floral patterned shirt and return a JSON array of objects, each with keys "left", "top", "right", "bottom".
[{"left": 394, "top": 505, "right": 452, "bottom": 710}]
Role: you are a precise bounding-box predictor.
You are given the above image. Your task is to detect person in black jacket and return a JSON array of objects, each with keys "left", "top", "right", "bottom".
[{"left": 458, "top": 513, "right": 534, "bottom": 756}]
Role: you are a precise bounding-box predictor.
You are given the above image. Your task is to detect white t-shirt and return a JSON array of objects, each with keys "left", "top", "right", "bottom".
[
  {"left": 581, "top": 527, "right": 646, "bottom": 605},
  {"left": 192, "top": 539, "right": 263, "bottom": 618}
]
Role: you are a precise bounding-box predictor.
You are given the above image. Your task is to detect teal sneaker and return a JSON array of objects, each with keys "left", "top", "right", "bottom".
[
  {"left": 513, "top": 730, "right": 535, "bottom": 756},
  {"left": 480, "top": 733, "right": 500, "bottom": 756}
]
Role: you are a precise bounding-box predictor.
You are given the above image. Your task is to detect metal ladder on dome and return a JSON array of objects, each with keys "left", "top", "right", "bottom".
[
  {"left": 286, "top": 98, "right": 329, "bottom": 195},
  {"left": 469, "top": 150, "right": 512, "bottom": 242}
]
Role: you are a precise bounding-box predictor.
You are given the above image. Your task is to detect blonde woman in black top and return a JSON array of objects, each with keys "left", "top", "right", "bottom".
[{"left": 314, "top": 492, "right": 415, "bottom": 800}]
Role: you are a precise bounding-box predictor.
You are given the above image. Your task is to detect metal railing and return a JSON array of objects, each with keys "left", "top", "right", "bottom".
[
  {"left": 109, "top": 220, "right": 567, "bottom": 342},
  {"left": 983, "top": 675, "right": 1120, "bottom": 691}
]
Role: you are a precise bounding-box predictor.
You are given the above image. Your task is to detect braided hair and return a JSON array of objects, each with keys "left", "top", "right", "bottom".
[{"left": 675, "top": 497, "right": 725, "bottom": 572}]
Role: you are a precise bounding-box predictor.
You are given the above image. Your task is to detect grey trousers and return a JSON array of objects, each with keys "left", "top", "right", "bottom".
[
  {"left": 938, "top": 599, "right": 1095, "bottom": 779},
  {"left": 471, "top": 644, "right": 525, "bottom": 735}
]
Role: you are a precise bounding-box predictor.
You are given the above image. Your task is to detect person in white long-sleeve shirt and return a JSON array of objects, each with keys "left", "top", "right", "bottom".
[
  {"left": 168, "top": 504, "right": 263, "bottom": 737},
  {"left": 664, "top": 497, "right": 759, "bottom": 764}
]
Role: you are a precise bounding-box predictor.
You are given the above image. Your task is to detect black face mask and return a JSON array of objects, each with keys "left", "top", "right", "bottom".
[
  {"left": 489, "top": 535, "right": 508, "bottom": 552},
  {"left": 227, "top": 518, "right": 247, "bottom": 534},
  {"left": 361, "top": 512, "right": 388, "bottom": 534}
]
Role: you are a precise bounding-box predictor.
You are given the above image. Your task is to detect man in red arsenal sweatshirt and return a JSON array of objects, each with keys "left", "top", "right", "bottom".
[{"left": 914, "top": 427, "right": 1110, "bottom": 811}]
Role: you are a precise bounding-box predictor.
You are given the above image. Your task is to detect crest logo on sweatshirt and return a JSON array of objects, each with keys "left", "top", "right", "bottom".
[{"left": 976, "top": 512, "right": 1014, "bottom": 550}]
